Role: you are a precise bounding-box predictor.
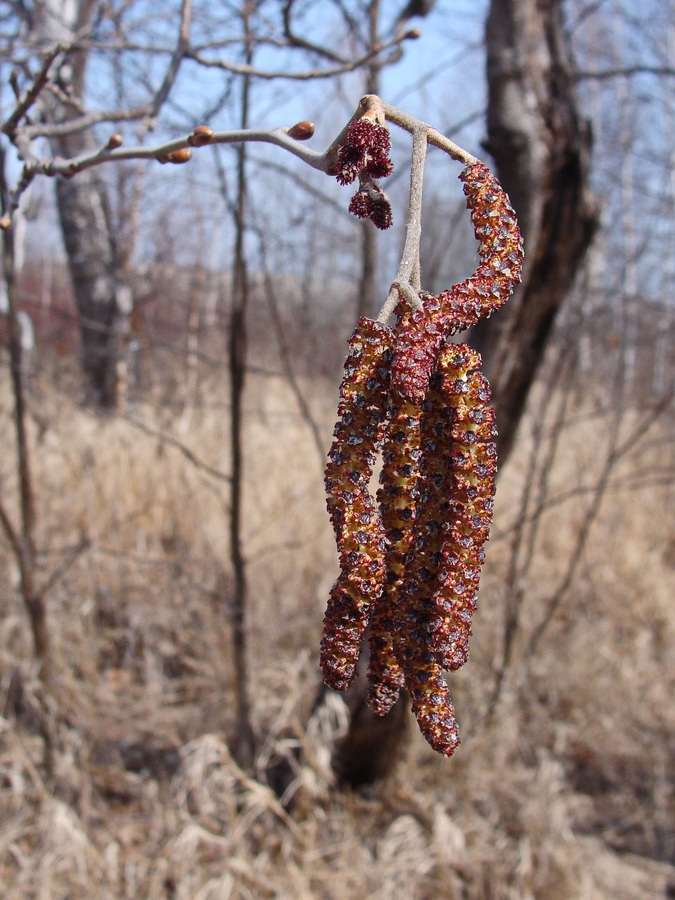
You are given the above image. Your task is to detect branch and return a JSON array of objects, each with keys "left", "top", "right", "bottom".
[
  {"left": 1, "top": 94, "right": 483, "bottom": 230},
  {"left": 1, "top": 44, "right": 65, "bottom": 137},
  {"left": 0, "top": 498, "right": 21, "bottom": 560},
  {"left": 122, "top": 416, "right": 232, "bottom": 485},
  {"left": 18, "top": 0, "right": 193, "bottom": 142},
  {"left": 378, "top": 126, "right": 427, "bottom": 322},
  {"left": 575, "top": 65, "right": 675, "bottom": 80},
  {"left": 185, "top": 30, "right": 417, "bottom": 81},
  {"left": 282, "top": 0, "right": 346, "bottom": 64},
  {"left": 380, "top": 97, "right": 478, "bottom": 165},
  {"left": 148, "top": 0, "right": 192, "bottom": 118}
]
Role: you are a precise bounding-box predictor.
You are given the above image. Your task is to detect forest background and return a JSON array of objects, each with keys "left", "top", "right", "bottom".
[{"left": 0, "top": 1, "right": 673, "bottom": 898}]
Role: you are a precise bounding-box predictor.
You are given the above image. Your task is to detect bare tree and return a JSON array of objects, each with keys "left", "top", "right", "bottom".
[{"left": 1, "top": 1, "right": 194, "bottom": 406}]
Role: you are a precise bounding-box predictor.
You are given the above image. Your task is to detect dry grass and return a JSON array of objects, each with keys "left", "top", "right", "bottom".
[{"left": 0, "top": 350, "right": 673, "bottom": 899}]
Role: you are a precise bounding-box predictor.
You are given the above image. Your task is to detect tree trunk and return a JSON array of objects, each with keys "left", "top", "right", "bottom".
[
  {"left": 471, "top": 0, "right": 597, "bottom": 465},
  {"left": 38, "top": 0, "right": 130, "bottom": 409},
  {"left": 55, "top": 170, "right": 130, "bottom": 408}
]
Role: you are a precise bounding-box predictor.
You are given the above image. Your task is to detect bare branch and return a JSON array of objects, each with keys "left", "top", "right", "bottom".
[
  {"left": 147, "top": 0, "right": 192, "bottom": 119},
  {"left": 282, "top": 0, "right": 346, "bottom": 64},
  {"left": 122, "top": 416, "right": 232, "bottom": 485},
  {"left": 380, "top": 98, "right": 478, "bottom": 166},
  {"left": 0, "top": 498, "right": 21, "bottom": 560},
  {"left": 185, "top": 30, "right": 416, "bottom": 81},
  {"left": 1, "top": 44, "right": 65, "bottom": 137},
  {"left": 19, "top": 1, "right": 193, "bottom": 142},
  {"left": 2, "top": 94, "right": 484, "bottom": 230},
  {"left": 575, "top": 65, "right": 675, "bottom": 80}
]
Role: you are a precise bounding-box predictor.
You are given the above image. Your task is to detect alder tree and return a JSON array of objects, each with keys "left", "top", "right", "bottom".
[{"left": 2, "top": 58, "right": 523, "bottom": 756}]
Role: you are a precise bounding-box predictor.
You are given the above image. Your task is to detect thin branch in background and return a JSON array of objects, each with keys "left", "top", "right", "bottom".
[
  {"left": 282, "top": 0, "right": 347, "bottom": 64},
  {"left": 122, "top": 415, "right": 232, "bottom": 484},
  {"left": 255, "top": 227, "right": 327, "bottom": 464},
  {"left": 525, "top": 386, "right": 673, "bottom": 661},
  {"left": 485, "top": 336, "right": 577, "bottom": 718},
  {"left": 575, "top": 65, "right": 675, "bottom": 80},
  {"left": 186, "top": 28, "right": 416, "bottom": 81},
  {"left": 147, "top": 0, "right": 193, "bottom": 119},
  {"left": 1, "top": 43, "right": 66, "bottom": 136},
  {"left": 0, "top": 148, "right": 57, "bottom": 777}
]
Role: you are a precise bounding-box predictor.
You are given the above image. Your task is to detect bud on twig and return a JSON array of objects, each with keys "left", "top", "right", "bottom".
[
  {"left": 288, "top": 121, "right": 315, "bottom": 141},
  {"left": 188, "top": 125, "right": 214, "bottom": 147},
  {"left": 167, "top": 148, "right": 192, "bottom": 164},
  {"left": 106, "top": 134, "right": 123, "bottom": 149}
]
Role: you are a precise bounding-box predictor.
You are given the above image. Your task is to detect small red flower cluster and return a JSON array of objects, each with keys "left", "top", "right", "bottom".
[
  {"left": 336, "top": 119, "right": 394, "bottom": 185},
  {"left": 348, "top": 191, "right": 393, "bottom": 231},
  {"left": 321, "top": 162, "right": 523, "bottom": 756},
  {"left": 335, "top": 118, "right": 394, "bottom": 230}
]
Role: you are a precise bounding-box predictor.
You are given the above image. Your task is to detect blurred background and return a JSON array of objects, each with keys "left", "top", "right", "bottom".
[{"left": 0, "top": 1, "right": 673, "bottom": 897}]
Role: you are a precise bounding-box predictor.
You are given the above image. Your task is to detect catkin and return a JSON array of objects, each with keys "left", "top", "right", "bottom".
[
  {"left": 367, "top": 396, "right": 422, "bottom": 714},
  {"left": 321, "top": 318, "right": 393, "bottom": 691},
  {"left": 391, "top": 162, "right": 523, "bottom": 403}
]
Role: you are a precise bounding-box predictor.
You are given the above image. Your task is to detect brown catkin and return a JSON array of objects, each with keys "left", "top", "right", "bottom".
[
  {"left": 435, "top": 162, "right": 524, "bottom": 331},
  {"left": 321, "top": 318, "right": 393, "bottom": 691},
  {"left": 367, "top": 397, "right": 422, "bottom": 715},
  {"left": 390, "top": 162, "right": 523, "bottom": 404},
  {"left": 394, "top": 369, "right": 461, "bottom": 755},
  {"left": 429, "top": 345, "right": 497, "bottom": 671},
  {"left": 321, "top": 160, "right": 521, "bottom": 757}
]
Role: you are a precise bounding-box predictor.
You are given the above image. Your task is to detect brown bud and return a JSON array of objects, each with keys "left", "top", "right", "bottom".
[
  {"left": 167, "top": 148, "right": 192, "bottom": 164},
  {"left": 288, "top": 120, "right": 315, "bottom": 141},
  {"left": 188, "top": 125, "right": 214, "bottom": 147},
  {"left": 404, "top": 28, "right": 422, "bottom": 39},
  {"left": 107, "top": 134, "right": 123, "bottom": 149},
  {"left": 0, "top": 214, "right": 11, "bottom": 231}
]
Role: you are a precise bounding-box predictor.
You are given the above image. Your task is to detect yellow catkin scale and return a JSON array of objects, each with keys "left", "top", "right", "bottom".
[
  {"left": 366, "top": 396, "right": 422, "bottom": 715},
  {"left": 321, "top": 318, "right": 393, "bottom": 692}
]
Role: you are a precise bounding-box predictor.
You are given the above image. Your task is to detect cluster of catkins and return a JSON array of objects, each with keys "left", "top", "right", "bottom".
[
  {"left": 322, "top": 155, "right": 523, "bottom": 756},
  {"left": 334, "top": 117, "right": 394, "bottom": 230}
]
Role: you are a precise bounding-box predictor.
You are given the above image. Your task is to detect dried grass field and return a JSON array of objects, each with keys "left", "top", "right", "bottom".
[{"left": 0, "top": 342, "right": 673, "bottom": 900}]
